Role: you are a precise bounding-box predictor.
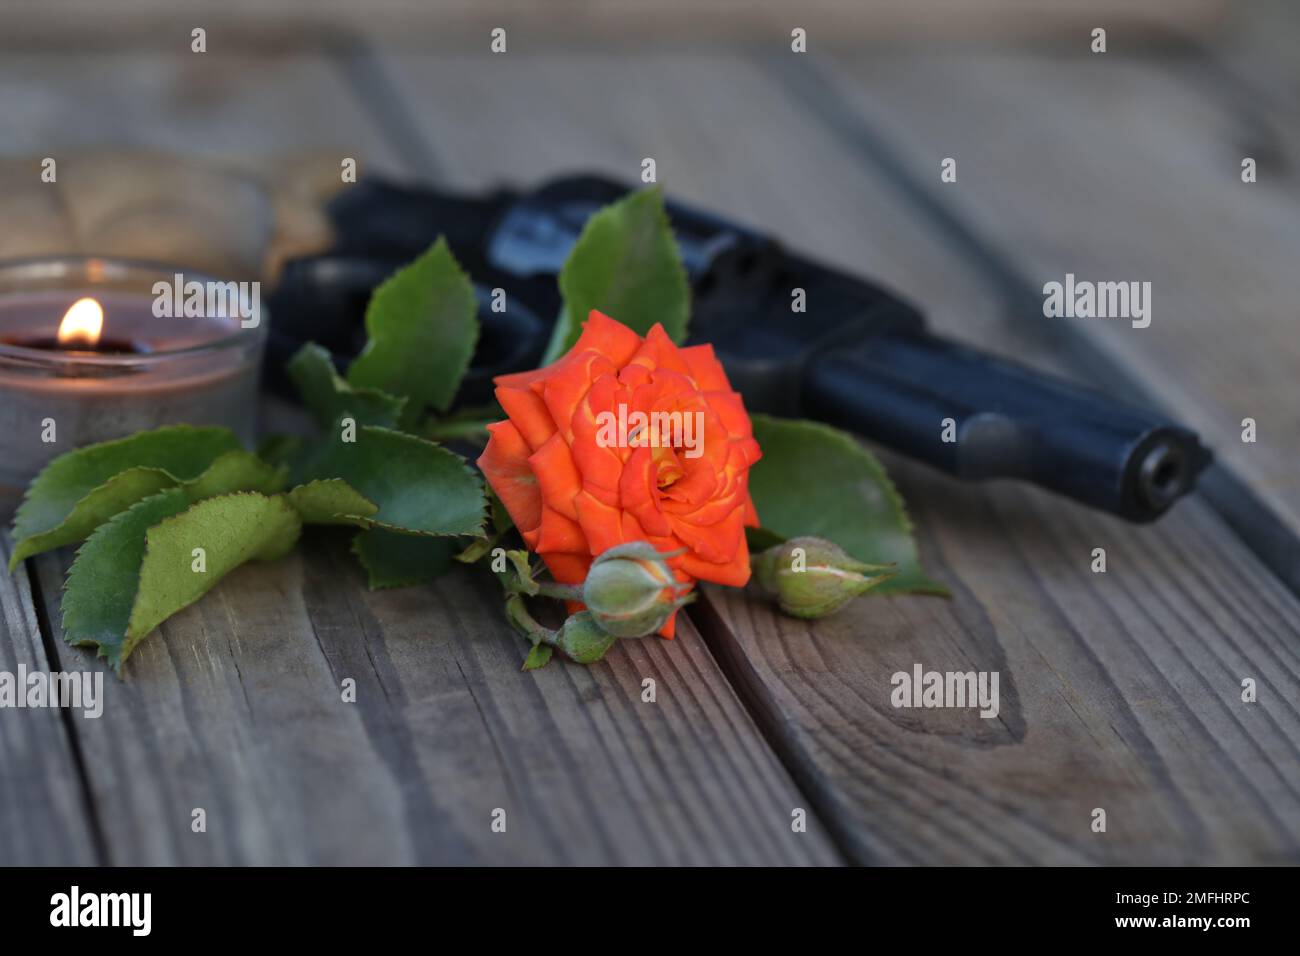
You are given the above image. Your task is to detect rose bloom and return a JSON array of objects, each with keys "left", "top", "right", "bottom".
[{"left": 478, "top": 310, "right": 762, "bottom": 637}]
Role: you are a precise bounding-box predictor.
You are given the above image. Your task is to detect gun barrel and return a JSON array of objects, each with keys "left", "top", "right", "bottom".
[{"left": 802, "top": 328, "right": 1210, "bottom": 522}]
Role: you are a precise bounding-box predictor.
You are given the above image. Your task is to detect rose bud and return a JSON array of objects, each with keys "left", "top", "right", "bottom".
[
  {"left": 555, "top": 611, "right": 618, "bottom": 664},
  {"left": 754, "top": 537, "right": 896, "bottom": 619},
  {"left": 581, "top": 542, "right": 694, "bottom": 638}
]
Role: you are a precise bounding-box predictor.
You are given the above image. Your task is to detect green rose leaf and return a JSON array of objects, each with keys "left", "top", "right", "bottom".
[
  {"left": 346, "top": 237, "right": 478, "bottom": 421},
  {"left": 351, "top": 529, "right": 461, "bottom": 589},
  {"left": 181, "top": 451, "right": 287, "bottom": 501},
  {"left": 287, "top": 342, "right": 407, "bottom": 429},
  {"left": 286, "top": 479, "right": 379, "bottom": 527},
  {"left": 744, "top": 525, "right": 786, "bottom": 554},
  {"left": 455, "top": 534, "right": 497, "bottom": 565},
  {"left": 9, "top": 423, "right": 283, "bottom": 568},
  {"left": 10, "top": 469, "right": 177, "bottom": 570},
  {"left": 522, "top": 641, "right": 554, "bottom": 671},
  {"left": 454, "top": 489, "right": 515, "bottom": 563},
  {"left": 544, "top": 187, "right": 689, "bottom": 363},
  {"left": 487, "top": 490, "right": 513, "bottom": 537},
  {"left": 423, "top": 401, "right": 502, "bottom": 445},
  {"left": 300, "top": 426, "right": 486, "bottom": 538},
  {"left": 62, "top": 491, "right": 303, "bottom": 672},
  {"left": 256, "top": 433, "right": 306, "bottom": 471},
  {"left": 13, "top": 448, "right": 285, "bottom": 568},
  {"left": 748, "top": 415, "right": 946, "bottom": 596},
  {"left": 62, "top": 491, "right": 191, "bottom": 656}
]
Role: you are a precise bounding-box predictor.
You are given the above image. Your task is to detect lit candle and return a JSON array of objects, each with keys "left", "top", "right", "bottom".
[{"left": 0, "top": 257, "right": 265, "bottom": 505}]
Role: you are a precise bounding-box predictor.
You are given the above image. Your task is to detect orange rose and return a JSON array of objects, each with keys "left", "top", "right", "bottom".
[{"left": 478, "top": 310, "right": 762, "bottom": 638}]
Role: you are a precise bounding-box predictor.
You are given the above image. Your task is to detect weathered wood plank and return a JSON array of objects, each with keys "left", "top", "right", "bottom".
[
  {"left": 1219, "top": 0, "right": 1300, "bottom": 130},
  {"left": 0, "top": 534, "right": 100, "bottom": 865},
  {"left": 379, "top": 50, "right": 1300, "bottom": 862},
  {"left": 698, "top": 456, "right": 1300, "bottom": 864},
  {"left": 812, "top": 49, "right": 1300, "bottom": 553},
  {"left": 33, "top": 537, "right": 834, "bottom": 864},
  {"left": 0, "top": 51, "right": 404, "bottom": 178},
  {"left": 4, "top": 50, "right": 838, "bottom": 865}
]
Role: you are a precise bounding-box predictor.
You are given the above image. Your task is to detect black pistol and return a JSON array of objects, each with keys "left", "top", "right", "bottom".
[{"left": 267, "top": 175, "right": 1211, "bottom": 523}]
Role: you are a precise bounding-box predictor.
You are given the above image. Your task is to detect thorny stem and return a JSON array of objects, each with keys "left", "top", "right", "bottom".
[
  {"left": 504, "top": 593, "right": 559, "bottom": 647},
  {"left": 425, "top": 419, "right": 493, "bottom": 444},
  {"left": 531, "top": 581, "right": 583, "bottom": 602}
]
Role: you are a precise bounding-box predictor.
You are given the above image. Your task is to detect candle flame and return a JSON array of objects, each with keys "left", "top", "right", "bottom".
[{"left": 57, "top": 297, "right": 104, "bottom": 348}]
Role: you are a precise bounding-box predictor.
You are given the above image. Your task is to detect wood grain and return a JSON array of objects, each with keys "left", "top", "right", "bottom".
[
  {"left": 377, "top": 49, "right": 1300, "bottom": 862},
  {"left": 813, "top": 49, "right": 1300, "bottom": 554},
  {"left": 30, "top": 537, "right": 835, "bottom": 864},
  {"left": 0, "top": 51, "right": 406, "bottom": 178},
  {"left": 0, "top": 535, "right": 100, "bottom": 865},
  {"left": 698, "top": 455, "right": 1300, "bottom": 864}
]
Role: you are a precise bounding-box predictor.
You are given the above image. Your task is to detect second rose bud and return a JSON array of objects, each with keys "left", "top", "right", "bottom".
[{"left": 753, "top": 537, "right": 897, "bottom": 619}]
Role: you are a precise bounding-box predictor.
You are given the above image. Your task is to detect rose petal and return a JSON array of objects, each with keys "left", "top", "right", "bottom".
[
  {"left": 541, "top": 352, "right": 616, "bottom": 443},
  {"left": 619, "top": 446, "right": 672, "bottom": 537},
  {"left": 495, "top": 384, "right": 557, "bottom": 452},
  {"left": 572, "top": 309, "right": 645, "bottom": 365},
  {"left": 534, "top": 505, "right": 589, "bottom": 555},
  {"left": 570, "top": 375, "right": 626, "bottom": 500},
  {"left": 658, "top": 608, "right": 678, "bottom": 639},
  {"left": 628, "top": 323, "right": 691, "bottom": 376},
  {"left": 529, "top": 432, "right": 583, "bottom": 520},
  {"left": 669, "top": 504, "right": 745, "bottom": 565},
  {"left": 675, "top": 542, "right": 752, "bottom": 587},
  {"left": 541, "top": 552, "right": 592, "bottom": 586},
  {"left": 679, "top": 343, "right": 731, "bottom": 391},
  {"left": 573, "top": 489, "right": 627, "bottom": 555},
  {"left": 478, "top": 421, "right": 541, "bottom": 538},
  {"left": 704, "top": 390, "right": 754, "bottom": 439}
]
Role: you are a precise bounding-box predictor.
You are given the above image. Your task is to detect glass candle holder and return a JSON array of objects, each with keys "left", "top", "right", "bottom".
[{"left": 0, "top": 257, "right": 266, "bottom": 502}]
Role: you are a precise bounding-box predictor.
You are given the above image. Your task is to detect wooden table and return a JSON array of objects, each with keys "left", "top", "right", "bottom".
[{"left": 3, "top": 12, "right": 1298, "bottom": 865}]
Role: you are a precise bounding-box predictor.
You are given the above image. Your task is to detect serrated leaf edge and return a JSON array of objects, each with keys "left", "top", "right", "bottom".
[
  {"left": 59, "top": 489, "right": 192, "bottom": 672},
  {"left": 285, "top": 478, "right": 380, "bottom": 527},
  {"left": 287, "top": 341, "right": 408, "bottom": 428},
  {"left": 11, "top": 424, "right": 239, "bottom": 540},
  {"left": 358, "top": 426, "right": 488, "bottom": 538},
  {"left": 547, "top": 186, "right": 690, "bottom": 362},
  {"left": 349, "top": 237, "right": 480, "bottom": 417},
  {"left": 121, "top": 492, "right": 303, "bottom": 668},
  {"left": 61, "top": 491, "right": 302, "bottom": 674},
  {"left": 9, "top": 449, "right": 286, "bottom": 571}
]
